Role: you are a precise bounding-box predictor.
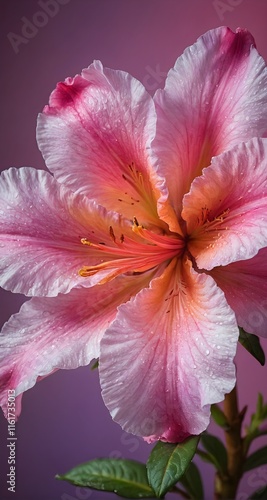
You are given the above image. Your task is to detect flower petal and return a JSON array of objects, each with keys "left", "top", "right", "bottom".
[
  {"left": 37, "top": 61, "right": 164, "bottom": 226},
  {"left": 100, "top": 259, "right": 238, "bottom": 443},
  {"left": 0, "top": 271, "right": 153, "bottom": 418},
  {"left": 0, "top": 167, "right": 145, "bottom": 296},
  {"left": 210, "top": 248, "right": 267, "bottom": 338},
  {"left": 182, "top": 138, "right": 267, "bottom": 270},
  {"left": 151, "top": 27, "right": 267, "bottom": 228}
]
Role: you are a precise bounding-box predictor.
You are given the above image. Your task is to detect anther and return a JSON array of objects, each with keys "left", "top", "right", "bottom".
[
  {"left": 109, "top": 226, "right": 116, "bottom": 242},
  {"left": 81, "top": 238, "right": 92, "bottom": 246},
  {"left": 133, "top": 216, "right": 140, "bottom": 227}
]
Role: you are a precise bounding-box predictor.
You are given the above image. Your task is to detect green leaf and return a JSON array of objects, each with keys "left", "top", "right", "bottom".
[
  {"left": 90, "top": 359, "right": 99, "bottom": 370},
  {"left": 249, "top": 485, "right": 267, "bottom": 499},
  {"left": 243, "top": 428, "right": 267, "bottom": 456},
  {"left": 146, "top": 436, "right": 199, "bottom": 498},
  {"left": 56, "top": 458, "right": 156, "bottom": 498},
  {"left": 256, "top": 393, "right": 264, "bottom": 416},
  {"left": 243, "top": 446, "right": 267, "bottom": 472},
  {"left": 211, "top": 404, "right": 229, "bottom": 429},
  {"left": 180, "top": 461, "right": 204, "bottom": 499},
  {"left": 238, "top": 328, "right": 265, "bottom": 366},
  {"left": 200, "top": 433, "right": 227, "bottom": 474},
  {"left": 244, "top": 394, "right": 267, "bottom": 454},
  {"left": 249, "top": 394, "right": 266, "bottom": 433},
  {"left": 196, "top": 449, "right": 213, "bottom": 464}
]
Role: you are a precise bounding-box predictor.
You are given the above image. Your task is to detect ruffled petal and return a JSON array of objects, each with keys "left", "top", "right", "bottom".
[
  {"left": 0, "top": 167, "right": 147, "bottom": 296},
  {"left": 100, "top": 258, "right": 238, "bottom": 443},
  {"left": 210, "top": 248, "right": 267, "bottom": 338},
  {"left": 151, "top": 27, "right": 267, "bottom": 228},
  {"left": 37, "top": 61, "right": 165, "bottom": 227},
  {"left": 0, "top": 271, "right": 153, "bottom": 418},
  {"left": 182, "top": 138, "right": 267, "bottom": 270}
]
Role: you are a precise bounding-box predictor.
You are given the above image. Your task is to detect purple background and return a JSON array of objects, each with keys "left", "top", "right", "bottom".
[{"left": 1, "top": 1, "right": 267, "bottom": 499}]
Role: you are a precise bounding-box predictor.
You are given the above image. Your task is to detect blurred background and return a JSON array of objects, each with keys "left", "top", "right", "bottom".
[{"left": 0, "top": 0, "right": 267, "bottom": 499}]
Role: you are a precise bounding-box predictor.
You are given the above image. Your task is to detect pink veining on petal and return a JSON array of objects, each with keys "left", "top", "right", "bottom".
[
  {"left": 100, "top": 258, "right": 238, "bottom": 443},
  {"left": 1, "top": 167, "right": 163, "bottom": 296},
  {"left": 37, "top": 60, "right": 167, "bottom": 227},
  {"left": 182, "top": 138, "right": 267, "bottom": 270},
  {"left": 150, "top": 26, "right": 267, "bottom": 229},
  {"left": 44, "top": 75, "right": 90, "bottom": 112}
]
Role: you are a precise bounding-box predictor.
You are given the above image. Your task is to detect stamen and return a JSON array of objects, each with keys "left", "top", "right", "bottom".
[
  {"left": 203, "top": 208, "right": 230, "bottom": 232},
  {"left": 201, "top": 206, "right": 211, "bottom": 223},
  {"left": 132, "top": 222, "right": 185, "bottom": 250},
  {"left": 191, "top": 207, "right": 231, "bottom": 243},
  {"left": 80, "top": 238, "right": 107, "bottom": 250},
  {"left": 79, "top": 221, "right": 185, "bottom": 284}
]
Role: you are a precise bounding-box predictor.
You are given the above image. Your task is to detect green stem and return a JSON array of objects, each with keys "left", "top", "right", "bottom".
[{"left": 214, "top": 385, "right": 244, "bottom": 499}]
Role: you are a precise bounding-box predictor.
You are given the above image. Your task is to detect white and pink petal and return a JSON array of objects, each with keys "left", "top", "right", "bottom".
[
  {"left": 0, "top": 271, "right": 154, "bottom": 418},
  {"left": 210, "top": 248, "right": 267, "bottom": 338},
  {"left": 182, "top": 138, "right": 267, "bottom": 270},
  {"left": 37, "top": 61, "right": 165, "bottom": 227},
  {"left": 151, "top": 27, "right": 267, "bottom": 226},
  {"left": 0, "top": 167, "right": 146, "bottom": 296},
  {"left": 100, "top": 258, "right": 238, "bottom": 443}
]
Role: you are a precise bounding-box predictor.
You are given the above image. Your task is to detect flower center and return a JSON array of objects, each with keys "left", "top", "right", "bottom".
[{"left": 78, "top": 217, "right": 185, "bottom": 284}]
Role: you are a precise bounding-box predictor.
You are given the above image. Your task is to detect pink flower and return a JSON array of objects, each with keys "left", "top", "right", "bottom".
[{"left": 1, "top": 27, "right": 267, "bottom": 443}]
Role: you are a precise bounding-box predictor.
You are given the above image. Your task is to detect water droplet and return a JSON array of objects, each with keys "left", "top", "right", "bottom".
[{"left": 206, "top": 349, "right": 210, "bottom": 356}]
